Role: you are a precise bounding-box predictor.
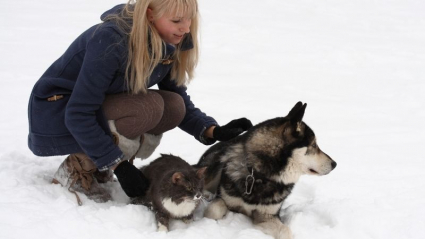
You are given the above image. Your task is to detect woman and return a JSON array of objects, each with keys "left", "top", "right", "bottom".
[{"left": 28, "top": 0, "right": 252, "bottom": 205}]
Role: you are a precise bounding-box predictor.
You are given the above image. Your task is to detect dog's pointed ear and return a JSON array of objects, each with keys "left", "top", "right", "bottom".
[
  {"left": 287, "top": 102, "right": 307, "bottom": 124},
  {"left": 286, "top": 102, "right": 307, "bottom": 137}
]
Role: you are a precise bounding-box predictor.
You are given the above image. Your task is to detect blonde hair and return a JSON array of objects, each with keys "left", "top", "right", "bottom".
[{"left": 104, "top": 0, "right": 199, "bottom": 94}]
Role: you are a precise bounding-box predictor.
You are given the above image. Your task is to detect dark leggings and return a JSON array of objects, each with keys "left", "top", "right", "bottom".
[{"left": 102, "top": 90, "right": 186, "bottom": 139}]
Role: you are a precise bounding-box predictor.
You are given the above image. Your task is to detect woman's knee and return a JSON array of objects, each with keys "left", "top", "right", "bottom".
[
  {"left": 103, "top": 91, "right": 165, "bottom": 139},
  {"left": 103, "top": 91, "right": 164, "bottom": 119},
  {"left": 146, "top": 90, "right": 186, "bottom": 135},
  {"left": 157, "top": 90, "right": 186, "bottom": 124}
]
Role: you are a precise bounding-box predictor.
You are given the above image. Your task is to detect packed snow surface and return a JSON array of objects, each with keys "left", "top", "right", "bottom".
[{"left": 1, "top": 0, "right": 424, "bottom": 238}]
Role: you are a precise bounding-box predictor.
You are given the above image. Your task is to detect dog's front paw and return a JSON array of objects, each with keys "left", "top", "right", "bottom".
[
  {"left": 204, "top": 198, "right": 228, "bottom": 220},
  {"left": 277, "top": 225, "right": 292, "bottom": 239},
  {"left": 182, "top": 217, "right": 193, "bottom": 224},
  {"left": 254, "top": 216, "right": 292, "bottom": 239},
  {"left": 157, "top": 222, "right": 169, "bottom": 232}
]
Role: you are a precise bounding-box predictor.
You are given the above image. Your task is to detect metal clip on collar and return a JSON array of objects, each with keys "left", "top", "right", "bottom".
[{"left": 245, "top": 168, "right": 255, "bottom": 195}]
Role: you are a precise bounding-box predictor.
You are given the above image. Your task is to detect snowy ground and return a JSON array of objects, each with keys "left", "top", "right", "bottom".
[{"left": 1, "top": 0, "right": 425, "bottom": 238}]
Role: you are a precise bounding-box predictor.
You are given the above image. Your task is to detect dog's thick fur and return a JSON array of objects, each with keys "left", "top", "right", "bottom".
[{"left": 196, "top": 102, "right": 337, "bottom": 239}]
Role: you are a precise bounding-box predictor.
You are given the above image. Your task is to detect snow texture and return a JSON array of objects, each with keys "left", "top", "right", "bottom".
[{"left": 1, "top": 0, "right": 424, "bottom": 238}]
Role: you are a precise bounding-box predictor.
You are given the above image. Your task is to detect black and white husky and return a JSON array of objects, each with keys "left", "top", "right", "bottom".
[{"left": 196, "top": 102, "right": 337, "bottom": 239}]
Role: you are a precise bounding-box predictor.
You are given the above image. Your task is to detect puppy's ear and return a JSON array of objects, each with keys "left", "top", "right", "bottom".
[
  {"left": 287, "top": 101, "right": 307, "bottom": 125},
  {"left": 172, "top": 172, "right": 184, "bottom": 184}
]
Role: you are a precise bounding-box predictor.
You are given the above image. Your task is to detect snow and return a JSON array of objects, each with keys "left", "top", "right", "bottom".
[{"left": 1, "top": 0, "right": 425, "bottom": 238}]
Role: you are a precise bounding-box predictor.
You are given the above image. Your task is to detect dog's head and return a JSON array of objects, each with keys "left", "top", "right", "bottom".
[
  {"left": 284, "top": 102, "right": 337, "bottom": 176},
  {"left": 247, "top": 102, "right": 337, "bottom": 184}
]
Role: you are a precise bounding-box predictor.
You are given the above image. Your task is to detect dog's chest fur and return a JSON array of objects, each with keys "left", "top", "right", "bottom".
[
  {"left": 220, "top": 187, "right": 286, "bottom": 216},
  {"left": 218, "top": 143, "right": 294, "bottom": 216}
]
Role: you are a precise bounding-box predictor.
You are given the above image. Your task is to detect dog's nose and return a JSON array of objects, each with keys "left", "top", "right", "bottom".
[{"left": 331, "top": 160, "right": 337, "bottom": 169}]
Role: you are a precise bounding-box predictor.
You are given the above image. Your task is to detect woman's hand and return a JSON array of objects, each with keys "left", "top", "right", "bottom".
[
  {"left": 113, "top": 161, "right": 149, "bottom": 198},
  {"left": 211, "top": 118, "right": 253, "bottom": 141}
]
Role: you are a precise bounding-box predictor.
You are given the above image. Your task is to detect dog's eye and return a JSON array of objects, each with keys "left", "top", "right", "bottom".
[{"left": 312, "top": 143, "right": 317, "bottom": 148}]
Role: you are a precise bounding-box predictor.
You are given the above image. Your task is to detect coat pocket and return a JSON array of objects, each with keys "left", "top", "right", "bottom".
[{"left": 29, "top": 78, "right": 73, "bottom": 136}]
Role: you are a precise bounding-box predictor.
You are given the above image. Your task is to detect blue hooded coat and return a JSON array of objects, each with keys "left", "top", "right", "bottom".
[{"left": 28, "top": 5, "right": 217, "bottom": 169}]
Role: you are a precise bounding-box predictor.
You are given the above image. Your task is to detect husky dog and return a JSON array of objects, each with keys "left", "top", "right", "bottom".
[{"left": 196, "top": 102, "right": 337, "bottom": 239}]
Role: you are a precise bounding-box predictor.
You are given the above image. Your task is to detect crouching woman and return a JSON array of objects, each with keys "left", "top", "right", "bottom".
[{"left": 27, "top": 0, "right": 251, "bottom": 204}]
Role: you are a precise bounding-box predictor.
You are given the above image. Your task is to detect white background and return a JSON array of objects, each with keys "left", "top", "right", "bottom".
[{"left": 1, "top": 0, "right": 424, "bottom": 238}]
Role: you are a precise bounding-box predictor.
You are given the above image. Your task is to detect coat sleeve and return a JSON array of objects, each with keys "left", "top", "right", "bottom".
[
  {"left": 158, "top": 75, "right": 218, "bottom": 145},
  {"left": 64, "top": 27, "right": 124, "bottom": 169}
]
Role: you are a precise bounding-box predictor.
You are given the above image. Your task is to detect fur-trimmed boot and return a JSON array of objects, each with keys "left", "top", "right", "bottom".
[
  {"left": 108, "top": 120, "right": 162, "bottom": 162},
  {"left": 52, "top": 153, "right": 112, "bottom": 205},
  {"left": 134, "top": 133, "right": 163, "bottom": 160}
]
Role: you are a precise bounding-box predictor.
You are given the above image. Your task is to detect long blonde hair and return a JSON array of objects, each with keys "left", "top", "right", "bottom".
[{"left": 104, "top": 0, "right": 199, "bottom": 94}]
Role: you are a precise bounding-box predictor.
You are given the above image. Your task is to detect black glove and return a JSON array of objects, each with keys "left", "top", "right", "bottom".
[
  {"left": 213, "top": 118, "right": 253, "bottom": 141},
  {"left": 114, "top": 160, "right": 149, "bottom": 198}
]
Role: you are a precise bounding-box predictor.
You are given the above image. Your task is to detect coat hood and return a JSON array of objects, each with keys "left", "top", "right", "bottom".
[
  {"left": 100, "top": 4, "right": 127, "bottom": 21},
  {"left": 100, "top": 4, "right": 193, "bottom": 51}
]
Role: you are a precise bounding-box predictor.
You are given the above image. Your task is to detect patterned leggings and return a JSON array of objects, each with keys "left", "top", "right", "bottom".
[{"left": 102, "top": 90, "right": 186, "bottom": 139}]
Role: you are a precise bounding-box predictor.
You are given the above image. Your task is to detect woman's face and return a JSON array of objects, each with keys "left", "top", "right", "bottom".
[{"left": 148, "top": 9, "right": 192, "bottom": 45}]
